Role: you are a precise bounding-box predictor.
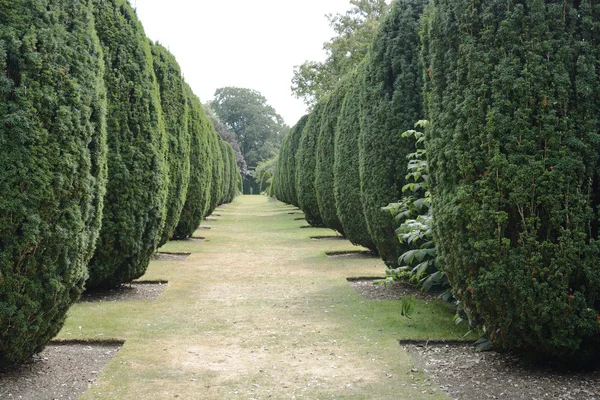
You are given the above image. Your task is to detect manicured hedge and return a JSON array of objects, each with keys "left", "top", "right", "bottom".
[
  {"left": 296, "top": 102, "right": 326, "bottom": 227},
  {"left": 316, "top": 85, "right": 347, "bottom": 235},
  {"left": 87, "top": 0, "right": 168, "bottom": 289},
  {"left": 274, "top": 116, "right": 308, "bottom": 206},
  {"left": 152, "top": 43, "right": 190, "bottom": 247},
  {"left": 334, "top": 68, "right": 377, "bottom": 253},
  {"left": 227, "top": 144, "right": 239, "bottom": 202},
  {"left": 219, "top": 139, "right": 231, "bottom": 204},
  {"left": 358, "top": 0, "right": 426, "bottom": 265},
  {"left": 260, "top": 171, "right": 272, "bottom": 193},
  {"left": 173, "top": 84, "right": 213, "bottom": 239},
  {"left": 423, "top": 0, "right": 600, "bottom": 361},
  {"left": 206, "top": 128, "right": 224, "bottom": 215},
  {"left": 0, "top": 0, "right": 107, "bottom": 366}
]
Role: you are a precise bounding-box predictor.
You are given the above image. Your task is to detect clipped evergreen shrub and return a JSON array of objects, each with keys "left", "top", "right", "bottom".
[
  {"left": 334, "top": 69, "right": 377, "bottom": 253},
  {"left": 296, "top": 103, "right": 326, "bottom": 227},
  {"left": 87, "top": 0, "right": 168, "bottom": 289},
  {"left": 359, "top": 0, "right": 426, "bottom": 265},
  {"left": 152, "top": 43, "right": 190, "bottom": 247},
  {"left": 173, "top": 84, "right": 213, "bottom": 239},
  {"left": 316, "top": 85, "right": 346, "bottom": 235},
  {"left": 260, "top": 171, "right": 272, "bottom": 193},
  {"left": 277, "top": 116, "right": 309, "bottom": 206},
  {"left": 423, "top": 0, "right": 600, "bottom": 361},
  {"left": 219, "top": 139, "right": 232, "bottom": 204},
  {"left": 206, "top": 129, "right": 224, "bottom": 214},
  {"left": 227, "top": 144, "right": 239, "bottom": 202},
  {"left": 0, "top": 0, "right": 107, "bottom": 366}
]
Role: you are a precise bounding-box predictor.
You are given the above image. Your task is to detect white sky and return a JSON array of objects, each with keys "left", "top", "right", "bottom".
[{"left": 133, "top": 0, "right": 354, "bottom": 126}]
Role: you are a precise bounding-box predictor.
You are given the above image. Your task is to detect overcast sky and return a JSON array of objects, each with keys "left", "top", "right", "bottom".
[{"left": 133, "top": 0, "right": 354, "bottom": 126}]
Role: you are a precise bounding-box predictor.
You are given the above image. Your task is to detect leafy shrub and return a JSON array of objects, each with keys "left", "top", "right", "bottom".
[
  {"left": 296, "top": 102, "right": 326, "bottom": 227},
  {"left": 423, "top": 0, "right": 600, "bottom": 361},
  {"left": 358, "top": 0, "right": 426, "bottom": 265},
  {"left": 260, "top": 171, "right": 272, "bottom": 193},
  {"left": 219, "top": 139, "right": 231, "bottom": 203},
  {"left": 334, "top": 68, "right": 377, "bottom": 253},
  {"left": 152, "top": 43, "right": 190, "bottom": 247},
  {"left": 87, "top": 0, "right": 168, "bottom": 289},
  {"left": 0, "top": 0, "right": 107, "bottom": 366},
  {"left": 206, "top": 128, "right": 224, "bottom": 215},
  {"left": 274, "top": 116, "right": 308, "bottom": 206},
  {"left": 173, "top": 84, "right": 213, "bottom": 239}
]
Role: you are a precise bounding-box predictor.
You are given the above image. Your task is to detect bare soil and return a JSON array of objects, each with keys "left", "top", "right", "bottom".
[
  {"left": 403, "top": 342, "right": 600, "bottom": 400},
  {"left": 79, "top": 282, "right": 168, "bottom": 303},
  {"left": 197, "top": 226, "right": 212, "bottom": 230},
  {"left": 326, "top": 250, "right": 377, "bottom": 259},
  {"left": 0, "top": 342, "right": 121, "bottom": 400},
  {"left": 348, "top": 277, "right": 441, "bottom": 301},
  {"left": 153, "top": 252, "right": 191, "bottom": 261},
  {"left": 310, "top": 235, "right": 345, "bottom": 240}
]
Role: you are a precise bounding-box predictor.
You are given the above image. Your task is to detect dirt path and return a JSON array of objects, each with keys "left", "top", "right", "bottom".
[{"left": 59, "top": 195, "right": 464, "bottom": 399}]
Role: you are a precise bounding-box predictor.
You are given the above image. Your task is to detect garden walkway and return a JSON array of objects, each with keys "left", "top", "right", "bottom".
[{"left": 60, "top": 195, "right": 463, "bottom": 399}]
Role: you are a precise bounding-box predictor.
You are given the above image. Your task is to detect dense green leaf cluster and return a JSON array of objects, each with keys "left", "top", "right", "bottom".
[
  {"left": 152, "top": 43, "right": 191, "bottom": 247},
  {"left": 206, "top": 128, "right": 225, "bottom": 216},
  {"left": 87, "top": 0, "right": 168, "bottom": 289},
  {"left": 423, "top": 0, "right": 600, "bottom": 361},
  {"left": 274, "top": 116, "right": 308, "bottom": 206},
  {"left": 0, "top": 0, "right": 107, "bottom": 366}
]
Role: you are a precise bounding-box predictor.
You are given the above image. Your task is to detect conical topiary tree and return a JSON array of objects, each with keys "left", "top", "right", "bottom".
[
  {"left": 296, "top": 102, "right": 326, "bottom": 227},
  {"left": 275, "top": 116, "right": 308, "bottom": 207},
  {"left": 359, "top": 0, "right": 426, "bottom": 265},
  {"left": 227, "top": 144, "right": 239, "bottom": 202},
  {"left": 316, "top": 84, "right": 347, "bottom": 235},
  {"left": 173, "top": 84, "right": 213, "bottom": 239},
  {"left": 206, "top": 127, "right": 224, "bottom": 215},
  {"left": 334, "top": 68, "right": 377, "bottom": 253},
  {"left": 87, "top": 0, "right": 169, "bottom": 289},
  {"left": 219, "top": 139, "right": 232, "bottom": 204},
  {"left": 152, "top": 42, "right": 190, "bottom": 247},
  {"left": 260, "top": 171, "right": 272, "bottom": 193},
  {"left": 0, "top": 0, "right": 107, "bottom": 366},
  {"left": 423, "top": 0, "right": 600, "bottom": 362}
]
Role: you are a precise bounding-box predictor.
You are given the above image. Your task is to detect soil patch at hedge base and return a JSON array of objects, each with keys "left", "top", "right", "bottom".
[
  {"left": 403, "top": 342, "right": 600, "bottom": 400},
  {"left": 347, "top": 277, "right": 441, "bottom": 301},
  {"left": 197, "top": 226, "right": 212, "bottom": 230},
  {"left": 326, "top": 250, "right": 377, "bottom": 259},
  {"left": 79, "top": 281, "right": 168, "bottom": 303},
  {"left": 154, "top": 251, "right": 191, "bottom": 261},
  {"left": 294, "top": 217, "right": 306, "bottom": 221},
  {"left": 204, "top": 217, "right": 218, "bottom": 222},
  {"left": 310, "top": 235, "right": 345, "bottom": 240},
  {"left": 0, "top": 341, "right": 122, "bottom": 400},
  {"left": 288, "top": 212, "right": 303, "bottom": 215}
]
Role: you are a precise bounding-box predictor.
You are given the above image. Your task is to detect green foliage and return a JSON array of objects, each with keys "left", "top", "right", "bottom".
[
  {"left": 173, "top": 84, "right": 213, "bottom": 239},
  {"left": 206, "top": 127, "right": 224, "bottom": 215},
  {"left": 296, "top": 103, "right": 326, "bottom": 227},
  {"left": 274, "top": 116, "right": 308, "bottom": 206},
  {"left": 423, "top": 0, "right": 600, "bottom": 361},
  {"left": 359, "top": 0, "right": 426, "bottom": 266},
  {"left": 334, "top": 68, "right": 377, "bottom": 252},
  {"left": 219, "top": 139, "right": 232, "bottom": 204},
  {"left": 152, "top": 43, "right": 190, "bottom": 247},
  {"left": 0, "top": 0, "right": 107, "bottom": 366},
  {"left": 400, "top": 296, "right": 416, "bottom": 324},
  {"left": 260, "top": 171, "right": 272, "bottom": 193},
  {"left": 87, "top": 0, "right": 168, "bottom": 289},
  {"left": 226, "top": 144, "right": 239, "bottom": 202},
  {"left": 316, "top": 85, "right": 346, "bottom": 235},
  {"left": 210, "top": 87, "right": 288, "bottom": 167},
  {"left": 292, "top": 0, "right": 389, "bottom": 107}
]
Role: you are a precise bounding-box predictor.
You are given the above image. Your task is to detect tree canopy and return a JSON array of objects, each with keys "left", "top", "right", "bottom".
[
  {"left": 291, "top": 0, "right": 388, "bottom": 107},
  {"left": 209, "top": 87, "right": 288, "bottom": 168}
]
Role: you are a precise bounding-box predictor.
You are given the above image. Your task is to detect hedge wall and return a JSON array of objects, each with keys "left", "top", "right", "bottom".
[
  {"left": 206, "top": 128, "right": 224, "bottom": 215},
  {"left": 219, "top": 139, "right": 231, "bottom": 204},
  {"left": 227, "top": 144, "right": 239, "bottom": 202},
  {"left": 87, "top": 0, "right": 168, "bottom": 289},
  {"left": 296, "top": 102, "right": 326, "bottom": 227},
  {"left": 334, "top": 69, "right": 377, "bottom": 253},
  {"left": 316, "top": 84, "right": 346, "bottom": 235},
  {"left": 152, "top": 43, "right": 190, "bottom": 247},
  {"left": 274, "top": 116, "right": 308, "bottom": 206},
  {"left": 0, "top": 0, "right": 107, "bottom": 366},
  {"left": 423, "top": 0, "right": 600, "bottom": 361},
  {"left": 173, "top": 84, "right": 213, "bottom": 239},
  {"left": 358, "top": 0, "right": 426, "bottom": 265}
]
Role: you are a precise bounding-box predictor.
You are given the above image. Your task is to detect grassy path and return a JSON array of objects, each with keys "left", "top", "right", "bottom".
[{"left": 60, "top": 195, "right": 467, "bottom": 399}]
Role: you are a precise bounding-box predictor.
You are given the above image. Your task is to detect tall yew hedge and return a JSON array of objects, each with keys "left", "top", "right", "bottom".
[
  {"left": 152, "top": 43, "right": 190, "bottom": 247},
  {"left": 275, "top": 116, "right": 308, "bottom": 206},
  {"left": 219, "top": 139, "right": 231, "bottom": 204},
  {"left": 358, "top": 0, "right": 426, "bottom": 265},
  {"left": 296, "top": 103, "right": 326, "bottom": 227},
  {"left": 423, "top": 0, "right": 600, "bottom": 361},
  {"left": 334, "top": 69, "right": 377, "bottom": 253},
  {"left": 0, "top": 0, "right": 107, "bottom": 366},
  {"left": 87, "top": 0, "right": 168, "bottom": 289},
  {"left": 316, "top": 85, "right": 346, "bottom": 235},
  {"left": 207, "top": 128, "right": 224, "bottom": 215},
  {"left": 173, "top": 84, "right": 212, "bottom": 239},
  {"left": 227, "top": 144, "right": 239, "bottom": 202}
]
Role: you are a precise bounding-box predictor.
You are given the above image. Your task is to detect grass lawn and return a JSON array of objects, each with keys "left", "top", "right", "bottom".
[{"left": 59, "top": 195, "right": 470, "bottom": 399}]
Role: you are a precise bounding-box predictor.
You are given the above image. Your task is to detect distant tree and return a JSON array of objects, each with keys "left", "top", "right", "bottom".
[
  {"left": 291, "top": 0, "right": 388, "bottom": 107},
  {"left": 204, "top": 104, "right": 248, "bottom": 176},
  {"left": 210, "top": 87, "right": 288, "bottom": 168}
]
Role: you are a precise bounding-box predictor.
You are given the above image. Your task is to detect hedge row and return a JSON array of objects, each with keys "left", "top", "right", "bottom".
[
  {"left": 277, "top": 0, "right": 600, "bottom": 362},
  {"left": 0, "top": 0, "right": 239, "bottom": 367}
]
